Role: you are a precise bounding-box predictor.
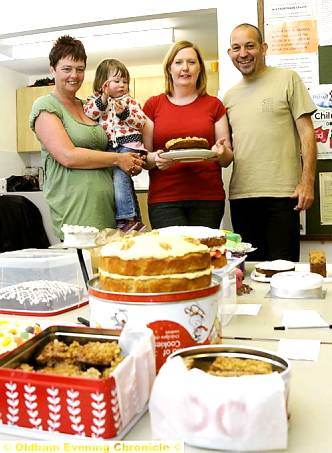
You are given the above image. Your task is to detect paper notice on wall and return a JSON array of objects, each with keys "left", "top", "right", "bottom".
[
  {"left": 319, "top": 172, "right": 332, "bottom": 225},
  {"left": 266, "top": 53, "right": 318, "bottom": 87},
  {"left": 265, "top": 20, "right": 318, "bottom": 55},
  {"left": 311, "top": 85, "right": 332, "bottom": 159},
  {"left": 317, "top": 0, "right": 332, "bottom": 45},
  {"left": 264, "top": 0, "right": 315, "bottom": 22}
]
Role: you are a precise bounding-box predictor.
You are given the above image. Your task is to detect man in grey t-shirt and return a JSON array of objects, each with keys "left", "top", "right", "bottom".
[{"left": 223, "top": 23, "right": 317, "bottom": 261}]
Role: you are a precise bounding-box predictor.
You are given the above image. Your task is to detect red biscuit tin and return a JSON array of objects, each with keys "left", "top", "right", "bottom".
[{"left": 0, "top": 325, "right": 154, "bottom": 439}]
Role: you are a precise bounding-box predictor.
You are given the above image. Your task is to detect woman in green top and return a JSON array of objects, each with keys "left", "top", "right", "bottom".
[{"left": 30, "top": 35, "right": 146, "bottom": 239}]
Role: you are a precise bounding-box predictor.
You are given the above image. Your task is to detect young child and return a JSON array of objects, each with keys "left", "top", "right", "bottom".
[{"left": 84, "top": 59, "right": 148, "bottom": 232}]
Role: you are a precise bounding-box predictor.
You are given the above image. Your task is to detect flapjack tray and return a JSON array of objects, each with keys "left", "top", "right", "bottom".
[{"left": 0, "top": 325, "right": 155, "bottom": 439}]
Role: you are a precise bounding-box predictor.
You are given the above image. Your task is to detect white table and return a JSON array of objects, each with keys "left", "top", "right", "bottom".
[
  {"left": 223, "top": 262, "right": 332, "bottom": 343},
  {"left": 0, "top": 263, "right": 331, "bottom": 452}
]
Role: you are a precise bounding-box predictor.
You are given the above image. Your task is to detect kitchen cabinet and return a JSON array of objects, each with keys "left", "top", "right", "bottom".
[
  {"left": 133, "top": 72, "right": 219, "bottom": 106},
  {"left": 136, "top": 191, "right": 151, "bottom": 231},
  {"left": 16, "top": 86, "right": 52, "bottom": 152},
  {"left": 206, "top": 71, "right": 219, "bottom": 96},
  {"left": 133, "top": 76, "right": 165, "bottom": 106},
  {"left": 16, "top": 82, "right": 93, "bottom": 152}
]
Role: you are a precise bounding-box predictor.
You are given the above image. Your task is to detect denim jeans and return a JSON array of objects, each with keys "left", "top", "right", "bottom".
[
  {"left": 148, "top": 200, "right": 225, "bottom": 229},
  {"left": 112, "top": 145, "right": 140, "bottom": 220},
  {"left": 230, "top": 197, "right": 300, "bottom": 261}
]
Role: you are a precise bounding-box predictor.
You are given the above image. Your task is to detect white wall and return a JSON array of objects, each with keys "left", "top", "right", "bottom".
[
  {"left": 0, "top": 66, "right": 29, "bottom": 178},
  {"left": 1, "top": 1, "right": 247, "bottom": 34},
  {"left": 215, "top": 0, "right": 258, "bottom": 232}
]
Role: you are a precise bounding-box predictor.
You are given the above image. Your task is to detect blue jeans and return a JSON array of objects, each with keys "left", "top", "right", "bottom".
[
  {"left": 148, "top": 200, "right": 225, "bottom": 229},
  {"left": 112, "top": 145, "right": 140, "bottom": 220}
]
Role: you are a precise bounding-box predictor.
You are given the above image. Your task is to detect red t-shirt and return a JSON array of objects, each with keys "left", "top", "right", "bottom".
[{"left": 143, "top": 93, "right": 226, "bottom": 204}]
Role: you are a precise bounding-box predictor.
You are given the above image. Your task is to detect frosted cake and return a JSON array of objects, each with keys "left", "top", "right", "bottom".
[
  {"left": 98, "top": 230, "right": 212, "bottom": 293},
  {"left": 0, "top": 280, "right": 84, "bottom": 312},
  {"left": 270, "top": 271, "right": 324, "bottom": 298},
  {"left": 255, "top": 260, "right": 295, "bottom": 278},
  {"left": 158, "top": 226, "right": 227, "bottom": 269},
  {"left": 61, "top": 224, "right": 99, "bottom": 248}
]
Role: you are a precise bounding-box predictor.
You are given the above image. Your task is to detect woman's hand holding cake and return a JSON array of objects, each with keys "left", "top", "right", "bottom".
[{"left": 212, "top": 137, "right": 234, "bottom": 166}]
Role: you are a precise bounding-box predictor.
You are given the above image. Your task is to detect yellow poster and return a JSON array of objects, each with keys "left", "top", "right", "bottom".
[{"left": 266, "top": 20, "right": 318, "bottom": 55}]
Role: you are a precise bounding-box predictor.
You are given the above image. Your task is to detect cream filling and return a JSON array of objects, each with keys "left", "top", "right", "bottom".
[
  {"left": 99, "top": 267, "right": 212, "bottom": 280},
  {"left": 256, "top": 259, "right": 294, "bottom": 271},
  {"left": 100, "top": 231, "right": 209, "bottom": 259},
  {"left": 210, "top": 245, "right": 226, "bottom": 253}
]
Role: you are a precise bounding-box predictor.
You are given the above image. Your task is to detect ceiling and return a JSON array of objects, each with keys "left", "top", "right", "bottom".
[{"left": 0, "top": 9, "right": 219, "bottom": 76}]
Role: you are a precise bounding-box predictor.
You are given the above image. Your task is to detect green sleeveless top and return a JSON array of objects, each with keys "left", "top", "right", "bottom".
[{"left": 30, "top": 94, "right": 116, "bottom": 239}]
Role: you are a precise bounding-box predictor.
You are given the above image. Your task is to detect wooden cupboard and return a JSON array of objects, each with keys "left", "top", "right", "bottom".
[
  {"left": 16, "top": 86, "right": 52, "bottom": 152},
  {"left": 133, "top": 72, "right": 219, "bottom": 106},
  {"left": 16, "top": 82, "right": 93, "bottom": 152},
  {"left": 136, "top": 191, "right": 151, "bottom": 231},
  {"left": 133, "top": 76, "right": 165, "bottom": 106}
]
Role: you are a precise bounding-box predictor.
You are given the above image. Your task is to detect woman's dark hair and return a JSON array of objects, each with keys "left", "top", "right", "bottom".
[
  {"left": 93, "top": 59, "right": 130, "bottom": 95},
  {"left": 49, "top": 35, "right": 87, "bottom": 68}
]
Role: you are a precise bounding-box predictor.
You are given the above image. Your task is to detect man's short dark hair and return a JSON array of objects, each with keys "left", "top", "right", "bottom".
[{"left": 232, "top": 23, "right": 263, "bottom": 44}]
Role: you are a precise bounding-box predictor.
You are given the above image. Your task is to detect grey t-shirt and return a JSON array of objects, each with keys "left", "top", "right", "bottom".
[{"left": 223, "top": 66, "right": 317, "bottom": 199}]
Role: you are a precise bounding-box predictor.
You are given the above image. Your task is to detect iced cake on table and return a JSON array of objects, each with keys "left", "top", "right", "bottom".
[
  {"left": 158, "top": 226, "right": 227, "bottom": 269},
  {"left": 270, "top": 271, "right": 324, "bottom": 298},
  {"left": 255, "top": 260, "right": 295, "bottom": 278},
  {"left": 98, "top": 230, "right": 212, "bottom": 293},
  {"left": 61, "top": 224, "right": 99, "bottom": 248},
  {"left": 0, "top": 280, "right": 84, "bottom": 312}
]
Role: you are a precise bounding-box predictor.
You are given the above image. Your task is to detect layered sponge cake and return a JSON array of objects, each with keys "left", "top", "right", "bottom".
[
  {"left": 255, "top": 260, "right": 295, "bottom": 278},
  {"left": 98, "top": 230, "right": 212, "bottom": 293},
  {"left": 158, "top": 226, "right": 227, "bottom": 269}
]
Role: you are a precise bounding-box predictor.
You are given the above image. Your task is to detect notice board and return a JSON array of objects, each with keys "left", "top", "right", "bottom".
[{"left": 305, "top": 160, "right": 332, "bottom": 238}]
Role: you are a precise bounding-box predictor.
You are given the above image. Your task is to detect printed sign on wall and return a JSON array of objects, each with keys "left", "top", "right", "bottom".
[{"left": 311, "top": 85, "right": 332, "bottom": 159}]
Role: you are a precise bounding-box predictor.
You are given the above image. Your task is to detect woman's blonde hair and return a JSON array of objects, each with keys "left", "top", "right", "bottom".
[
  {"left": 93, "top": 59, "right": 130, "bottom": 95},
  {"left": 163, "top": 40, "right": 207, "bottom": 96}
]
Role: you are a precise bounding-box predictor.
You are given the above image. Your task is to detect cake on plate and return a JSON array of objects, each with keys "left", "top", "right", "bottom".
[
  {"left": 270, "top": 271, "right": 324, "bottom": 298},
  {"left": 61, "top": 224, "right": 99, "bottom": 248},
  {"left": 98, "top": 230, "right": 212, "bottom": 293},
  {"left": 309, "top": 250, "right": 327, "bottom": 278},
  {"left": 255, "top": 260, "right": 295, "bottom": 278},
  {"left": 158, "top": 226, "right": 227, "bottom": 269},
  {"left": 165, "top": 137, "right": 209, "bottom": 150}
]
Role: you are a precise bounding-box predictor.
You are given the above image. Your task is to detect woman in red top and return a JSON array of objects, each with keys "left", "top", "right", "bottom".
[{"left": 144, "top": 40, "right": 233, "bottom": 229}]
